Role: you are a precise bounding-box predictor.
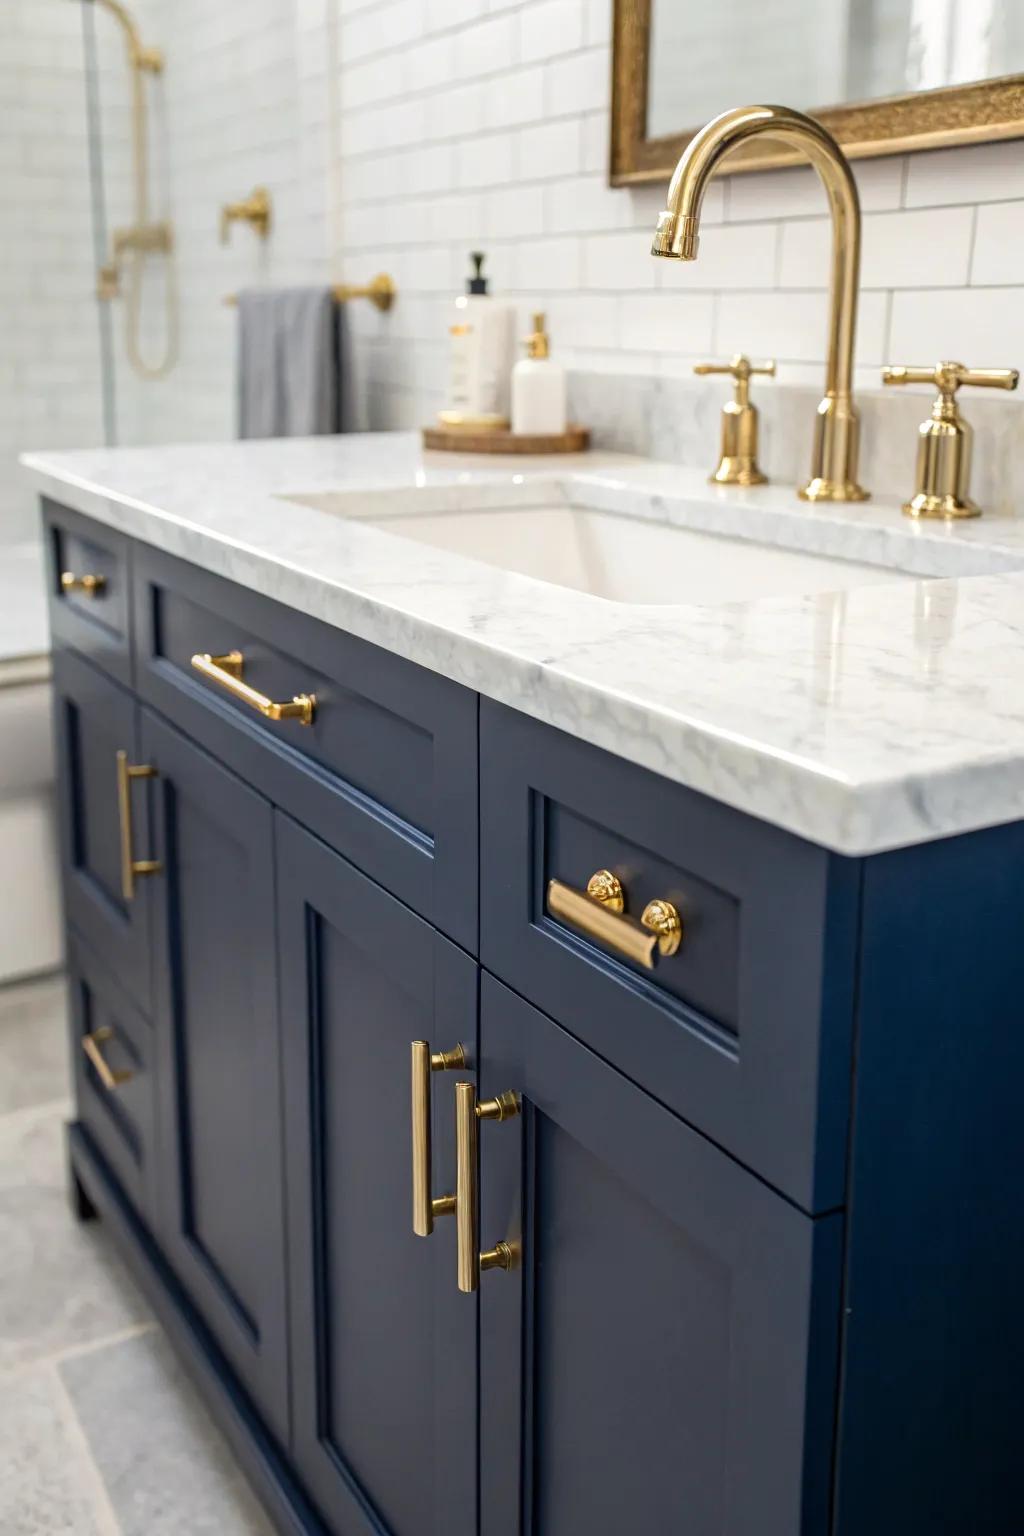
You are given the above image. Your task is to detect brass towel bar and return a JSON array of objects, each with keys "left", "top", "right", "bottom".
[{"left": 223, "top": 273, "right": 396, "bottom": 313}]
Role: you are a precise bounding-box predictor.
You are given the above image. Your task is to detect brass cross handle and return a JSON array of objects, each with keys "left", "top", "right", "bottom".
[
  {"left": 882, "top": 361, "right": 1020, "bottom": 519},
  {"left": 694, "top": 354, "right": 776, "bottom": 382},
  {"left": 882, "top": 362, "right": 1019, "bottom": 398},
  {"left": 692, "top": 356, "right": 776, "bottom": 486}
]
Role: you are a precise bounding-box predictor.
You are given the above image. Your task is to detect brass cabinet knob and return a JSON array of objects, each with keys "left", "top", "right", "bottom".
[
  {"left": 882, "top": 360, "right": 1020, "bottom": 519},
  {"left": 548, "top": 870, "right": 684, "bottom": 970},
  {"left": 61, "top": 571, "right": 107, "bottom": 597},
  {"left": 693, "top": 354, "right": 776, "bottom": 486}
]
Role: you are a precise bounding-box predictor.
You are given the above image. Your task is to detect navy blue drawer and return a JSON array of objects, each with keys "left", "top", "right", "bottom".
[
  {"left": 480, "top": 700, "right": 860, "bottom": 1214},
  {"left": 44, "top": 502, "right": 133, "bottom": 688},
  {"left": 69, "top": 929, "right": 157, "bottom": 1223},
  {"left": 132, "top": 542, "right": 478, "bottom": 953}
]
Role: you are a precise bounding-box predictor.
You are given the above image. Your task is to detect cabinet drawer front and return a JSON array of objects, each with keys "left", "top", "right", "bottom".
[
  {"left": 69, "top": 931, "right": 156, "bottom": 1222},
  {"left": 480, "top": 700, "right": 859, "bottom": 1213},
  {"left": 133, "top": 542, "right": 478, "bottom": 953},
  {"left": 52, "top": 647, "right": 153, "bottom": 1009},
  {"left": 44, "top": 502, "right": 132, "bottom": 688},
  {"left": 479, "top": 976, "right": 842, "bottom": 1536}
]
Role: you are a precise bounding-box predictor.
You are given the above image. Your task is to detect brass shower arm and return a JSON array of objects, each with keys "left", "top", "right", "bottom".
[{"left": 92, "top": 0, "right": 164, "bottom": 73}]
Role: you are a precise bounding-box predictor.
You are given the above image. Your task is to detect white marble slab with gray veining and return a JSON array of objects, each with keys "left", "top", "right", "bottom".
[{"left": 21, "top": 432, "right": 1024, "bottom": 856}]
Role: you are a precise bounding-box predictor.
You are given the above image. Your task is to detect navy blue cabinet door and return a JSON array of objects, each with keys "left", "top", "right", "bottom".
[
  {"left": 276, "top": 814, "right": 477, "bottom": 1536},
  {"left": 478, "top": 975, "right": 843, "bottom": 1536},
  {"left": 51, "top": 647, "right": 152, "bottom": 1007},
  {"left": 143, "top": 707, "right": 289, "bottom": 1446}
]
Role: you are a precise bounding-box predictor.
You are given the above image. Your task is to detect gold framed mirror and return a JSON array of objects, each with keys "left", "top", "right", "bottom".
[{"left": 611, "top": 0, "right": 1024, "bottom": 185}]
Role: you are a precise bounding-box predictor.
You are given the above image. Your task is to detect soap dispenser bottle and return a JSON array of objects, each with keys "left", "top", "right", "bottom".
[
  {"left": 441, "top": 252, "right": 514, "bottom": 430},
  {"left": 511, "top": 313, "right": 567, "bottom": 437}
]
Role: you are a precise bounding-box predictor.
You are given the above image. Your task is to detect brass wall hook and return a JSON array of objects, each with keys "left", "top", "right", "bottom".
[
  {"left": 220, "top": 186, "right": 272, "bottom": 244},
  {"left": 882, "top": 360, "right": 1019, "bottom": 518},
  {"left": 693, "top": 355, "right": 776, "bottom": 486}
]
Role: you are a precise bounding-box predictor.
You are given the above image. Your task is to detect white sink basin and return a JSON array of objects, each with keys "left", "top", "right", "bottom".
[{"left": 314, "top": 500, "right": 914, "bottom": 606}]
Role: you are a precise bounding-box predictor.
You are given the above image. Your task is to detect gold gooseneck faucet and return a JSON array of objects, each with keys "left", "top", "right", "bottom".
[{"left": 653, "top": 105, "right": 869, "bottom": 503}]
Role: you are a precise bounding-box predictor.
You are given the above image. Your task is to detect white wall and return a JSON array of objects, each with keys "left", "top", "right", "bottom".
[{"left": 0, "top": 0, "right": 106, "bottom": 544}]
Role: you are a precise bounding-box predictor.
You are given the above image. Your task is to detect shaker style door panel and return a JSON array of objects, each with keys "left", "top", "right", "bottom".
[
  {"left": 478, "top": 975, "right": 843, "bottom": 1536},
  {"left": 277, "top": 814, "right": 477, "bottom": 1536},
  {"left": 144, "top": 708, "right": 289, "bottom": 1445},
  {"left": 51, "top": 647, "right": 153, "bottom": 1008}
]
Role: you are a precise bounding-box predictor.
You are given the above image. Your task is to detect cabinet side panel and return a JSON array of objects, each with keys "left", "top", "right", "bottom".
[{"left": 836, "top": 822, "right": 1024, "bottom": 1535}]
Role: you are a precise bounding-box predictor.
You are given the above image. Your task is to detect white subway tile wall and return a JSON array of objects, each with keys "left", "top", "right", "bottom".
[{"left": 4, "top": 0, "right": 1024, "bottom": 538}]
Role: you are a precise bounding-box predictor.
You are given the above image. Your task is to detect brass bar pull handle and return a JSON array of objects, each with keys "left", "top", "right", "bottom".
[
  {"left": 546, "top": 870, "right": 682, "bottom": 971},
  {"left": 81, "top": 1026, "right": 133, "bottom": 1091},
  {"left": 190, "top": 651, "right": 316, "bottom": 727},
  {"left": 116, "top": 750, "right": 161, "bottom": 902},
  {"left": 411, "top": 1039, "right": 465, "bottom": 1237},
  {"left": 61, "top": 571, "right": 107, "bottom": 597},
  {"left": 455, "top": 1081, "right": 519, "bottom": 1294}
]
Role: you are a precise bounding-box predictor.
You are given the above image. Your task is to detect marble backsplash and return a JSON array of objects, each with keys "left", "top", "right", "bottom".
[{"left": 568, "top": 370, "right": 1024, "bottom": 516}]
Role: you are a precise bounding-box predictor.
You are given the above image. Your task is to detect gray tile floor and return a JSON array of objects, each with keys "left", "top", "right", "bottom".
[{"left": 0, "top": 974, "right": 273, "bottom": 1536}]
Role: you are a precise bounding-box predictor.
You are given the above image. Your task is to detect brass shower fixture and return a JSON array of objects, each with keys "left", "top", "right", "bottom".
[{"left": 89, "top": 0, "right": 178, "bottom": 379}]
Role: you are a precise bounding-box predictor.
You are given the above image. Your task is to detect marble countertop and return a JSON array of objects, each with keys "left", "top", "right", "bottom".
[{"left": 21, "top": 431, "right": 1024, "bottom": 855}]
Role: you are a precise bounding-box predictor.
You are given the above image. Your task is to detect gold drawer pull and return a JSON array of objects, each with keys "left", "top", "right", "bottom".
[
  {"left": 81, "top": 1026, "right": 133, "bottom": 1091},
  {"left": 546, "top": 869, "right": 682, "bottom": 970},
  {"left": 61, "top": 571, "right": 106, "bottom": 597},
  {"left": 455, "top": 1082, "right": 519, "bottom": 1294},
  {"left": 116, "top": 750, "right": 162, "bottom": 902},
  {"left": 411, "top": 1039, "right": 465, "bottom": 1237},
  {"left": 190, "top": 650, "right": 316, "bottom": 727}
]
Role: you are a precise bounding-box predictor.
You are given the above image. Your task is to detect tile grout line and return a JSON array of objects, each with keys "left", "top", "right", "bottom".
[
  {"left": 48, "top": 1361, "right": 124, "bottom": 1536},
  {"left": 1, "top": 1321, "right": 158, "bottom": 1383}
]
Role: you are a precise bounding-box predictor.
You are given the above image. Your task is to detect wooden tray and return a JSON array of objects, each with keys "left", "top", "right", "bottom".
[{"left": 422, "top": 424, "right": 590, "bottom": 455}]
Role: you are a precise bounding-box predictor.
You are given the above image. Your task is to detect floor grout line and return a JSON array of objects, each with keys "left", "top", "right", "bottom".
[
  {"left": 1, "top": 1321, "right": 158, "bottom": 1383},
  {"left": 0, "top": 1094, "right": 73, "bottom": 1130},
  {"left": 48, "top": 1361, "right": 124, "bottom": 1536}
]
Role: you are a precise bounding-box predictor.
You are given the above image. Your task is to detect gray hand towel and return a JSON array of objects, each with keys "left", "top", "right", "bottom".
[{"left": 237, "top": 287, "right": 340, "bottom": 439}]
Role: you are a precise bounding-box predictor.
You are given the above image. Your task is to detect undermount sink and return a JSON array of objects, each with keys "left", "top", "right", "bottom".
[{"left": 288, "top": 490, "right": 916, "bottom": 607}]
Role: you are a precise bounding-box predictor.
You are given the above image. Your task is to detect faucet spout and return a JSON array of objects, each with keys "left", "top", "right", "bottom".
[{"left": 653, "top": 105, "right": 869, "bottom": 502}]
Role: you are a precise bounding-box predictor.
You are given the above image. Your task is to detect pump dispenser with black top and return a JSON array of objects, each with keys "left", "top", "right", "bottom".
[{"left": 440, "top": 252, "right": 515, "bottom": 430}]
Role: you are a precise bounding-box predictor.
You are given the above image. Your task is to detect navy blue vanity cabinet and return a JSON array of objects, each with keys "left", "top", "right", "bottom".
[
  {"left": 67, "top": 929, "right": 158, "bottom": 1223},
  {"left": 143, "top": 706, "right": 290, "bottom": 1445},
  {"left": 276, "top": 814, "right": 477, "bottom": 1536},
  {"left": 478, "top": 975, "right": 842, "bottom": 1536},
  {"left": 51, "top": 646, "right": 153, "bottom": 1009}
]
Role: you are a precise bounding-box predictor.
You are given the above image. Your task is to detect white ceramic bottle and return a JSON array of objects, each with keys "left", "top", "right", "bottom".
[
  {"left": 511, "top": 313, "right": 567, "bottom": 436},
  {"left": 441, "top": 253, "right": 514, "bottom": 429}
]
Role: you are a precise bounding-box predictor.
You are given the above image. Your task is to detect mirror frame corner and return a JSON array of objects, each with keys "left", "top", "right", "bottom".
[{"left": 610, "top": 0, "right": 1024, "bottom": 188}]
